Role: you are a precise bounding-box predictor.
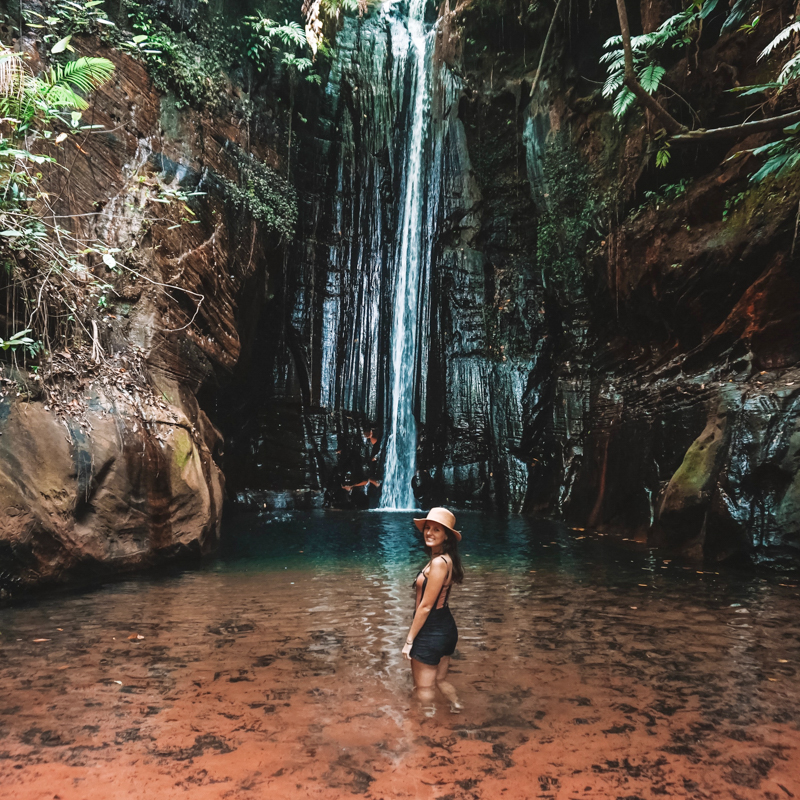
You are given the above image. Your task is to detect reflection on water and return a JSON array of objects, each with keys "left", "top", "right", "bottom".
[{"left": 1, "top": 511, "right": 799, "bottom": 799}]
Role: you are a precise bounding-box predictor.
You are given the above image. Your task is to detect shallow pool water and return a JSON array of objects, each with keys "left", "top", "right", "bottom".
[{"left": 1, "top": 511, "right": 799, "bottom": 799}]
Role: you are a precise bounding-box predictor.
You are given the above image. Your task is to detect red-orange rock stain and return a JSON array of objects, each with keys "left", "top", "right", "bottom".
[{"left": 0, "top": 567, "right": 798, "bottom": 799}]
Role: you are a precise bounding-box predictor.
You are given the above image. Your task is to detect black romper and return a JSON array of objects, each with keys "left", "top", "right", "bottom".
[{"left": 410, "top": 556, "right": 458, "bottom": 666}]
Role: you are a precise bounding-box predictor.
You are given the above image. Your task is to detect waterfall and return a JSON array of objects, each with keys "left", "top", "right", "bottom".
[
  {"left": 380, "top": 0, "right": 434, "bottom": 510},
  {"left": 306, "top": 0, "right": 438, "bottom": 507}
]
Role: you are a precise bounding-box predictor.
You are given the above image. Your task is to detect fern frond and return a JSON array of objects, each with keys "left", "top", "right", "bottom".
[
  {"left": 602, "top": 71, "right": 624, "bottom": 98},
  {"left": 777, "top": 51, "right": 800, "bottom": 84},
  {"left": 638, "top": 64, "right": 666, "bottom": 93},
  {"left": 749, "top": 134, "right": 800, "bottom": 182},
  {"left": 630, "top": 33, "right": 656, "bottom": 52},
  {"left": 612, "top": 86, "right": 636, "bottom": 119},
  {"left": 45, "top": 57, "right": 115, "bottom": 95},
  {"left": 42, "top": 83, "right": 88, "bottom": 109},
  {"left": 274, "top": 20, "right": 306, "bottom": 47},
  {"left": 656, "top": 9, "right": 694, "bottom": 35},
  {"left": 599, "top": 49, "right": 625, "bottom": 68},
  {"left": 758, "top": 21, "right": 800, "bottom": 61}
]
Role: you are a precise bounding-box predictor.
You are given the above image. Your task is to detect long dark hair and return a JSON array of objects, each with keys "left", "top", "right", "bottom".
[{"left": 423, "top": 529, "right": 464, "bottom": 584}]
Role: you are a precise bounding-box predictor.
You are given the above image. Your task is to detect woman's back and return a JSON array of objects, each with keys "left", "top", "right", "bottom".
[{"left": 415, "top": 555, "right": 453, "bottom": 610}]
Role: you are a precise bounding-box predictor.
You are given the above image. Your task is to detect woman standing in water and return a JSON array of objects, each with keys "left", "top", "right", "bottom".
[{"left": 402, "top": 508, "right": 464, "bottom": 713}]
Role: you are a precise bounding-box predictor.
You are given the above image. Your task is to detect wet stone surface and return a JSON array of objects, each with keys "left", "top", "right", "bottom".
[{"left": 0, "top": 511, "right": 798, "bottom": 799}]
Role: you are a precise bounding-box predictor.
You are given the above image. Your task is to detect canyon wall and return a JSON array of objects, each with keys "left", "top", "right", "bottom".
[
  {"left": 228, "top": 0, "right": 800, "bottom": 568},
  {"left": 0, "top": 1, "right": 294, "bottom": 591},
  {"left": 3, "top": 0, "right": 799, "bottom": 594}
]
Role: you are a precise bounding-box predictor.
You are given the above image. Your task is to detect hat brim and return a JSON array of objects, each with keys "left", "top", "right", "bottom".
[{"left": 413, "top": 518, "right": 462, "bottom": 541}]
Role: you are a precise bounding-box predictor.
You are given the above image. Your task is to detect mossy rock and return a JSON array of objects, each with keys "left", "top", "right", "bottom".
[{"left": 659, "top": 405, "right": 730, "bottom": 516}]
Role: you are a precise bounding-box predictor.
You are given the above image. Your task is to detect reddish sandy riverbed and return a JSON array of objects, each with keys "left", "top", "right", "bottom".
[{"left": 1, "top": 550, "right": 799, "bottom": 799}]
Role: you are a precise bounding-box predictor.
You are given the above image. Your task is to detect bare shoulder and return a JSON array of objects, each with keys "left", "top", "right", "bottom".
[{"left": 429, "top": 556, "right": 449, "bottom": 574}]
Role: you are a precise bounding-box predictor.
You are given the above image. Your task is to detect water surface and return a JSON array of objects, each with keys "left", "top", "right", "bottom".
[{"left": 1, "top": 511, "right": 798, "bottom": 799}]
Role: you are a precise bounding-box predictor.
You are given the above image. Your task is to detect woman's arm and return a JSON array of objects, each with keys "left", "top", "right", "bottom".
[{"left": 402, "top": 557, "right": 448, "bottom": 660}]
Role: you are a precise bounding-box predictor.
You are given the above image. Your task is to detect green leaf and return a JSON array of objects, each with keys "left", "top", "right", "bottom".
[
  {"left": 722, "top": 0, "right": 758, "bottom": 32},
  {"left": 41, "top": 57, "right": 115, "bottom": 113},
  {"left": 612, "top": 87, "right": 637, "bottom": 119},
  {"left": 638, "top": 64, "right": 666, "bottom": 94},
  {"left": 51, "top": 35, "right": 72, "bottom": 54},
  {"left": 759, "top": 21, "right": 800, "bottom": 61},
  {"left": 728, "top": 82, "right": 781, "bottom": 96},
  {"left": 777, "top": 52, "right": 800, "bottom": 84},
  {"left": 699, "top": 0, "right": 719, "bottom": 19}
]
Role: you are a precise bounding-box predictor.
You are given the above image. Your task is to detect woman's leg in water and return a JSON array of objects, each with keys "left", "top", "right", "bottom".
[
  {"left": 434, "top": 656, "right": 463, "bottom": 712},
  {"left": 411, "top": 658, "right": 438, "bottom": 712}
]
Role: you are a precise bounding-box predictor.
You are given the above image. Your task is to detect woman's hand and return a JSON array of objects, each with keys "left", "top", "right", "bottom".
[{"left": 402, "top": 641, "right": 413, "bottom": 660}]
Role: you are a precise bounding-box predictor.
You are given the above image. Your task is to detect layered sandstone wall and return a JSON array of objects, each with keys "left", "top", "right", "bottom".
[{"left": 0, "top": 28, "right": 291, "bottom": 592}]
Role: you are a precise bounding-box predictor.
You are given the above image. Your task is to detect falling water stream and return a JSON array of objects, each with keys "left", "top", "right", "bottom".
[{"left": 381, "top": 0, "right": 433, "bottom": 509}]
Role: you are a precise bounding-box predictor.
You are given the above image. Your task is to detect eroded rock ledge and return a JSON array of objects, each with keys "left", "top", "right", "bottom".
[{"left": 0, "top": 35, "right": 290, "bottom": 592}]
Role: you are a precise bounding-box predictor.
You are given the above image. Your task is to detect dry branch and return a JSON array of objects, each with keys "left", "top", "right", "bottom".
[
  {"left": 671, "top": 108, "right": 800, "bottom": 142},
  {"left": 530, "top": 0, "right": 566, "bottom": 99}
]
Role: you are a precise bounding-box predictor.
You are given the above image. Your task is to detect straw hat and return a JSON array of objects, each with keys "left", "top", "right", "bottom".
[{"left": 413, "top": 507, "right": 461, "bottom": 541}]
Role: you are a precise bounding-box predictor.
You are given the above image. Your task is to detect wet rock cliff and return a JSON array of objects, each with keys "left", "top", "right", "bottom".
[
  {"left": 0, "top": 0, "right": 296, "bottom": 591},
  {"left": 226, "top": 0, "right": 800, "bottom": 569},
  {"left": 3, "top": 0, "right": 799, "bottom": 593}
]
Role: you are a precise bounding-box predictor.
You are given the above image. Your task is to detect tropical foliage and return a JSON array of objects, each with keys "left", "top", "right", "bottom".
[
  {"left": 733, "top": 15, "right": 800, "bottom": 182},
  {"left": 603, "top": 1, "right": 800, "bottom": 182},
  {"left": 601, "top": 1, "right": 709, "bottom": 120},
  {"left": 0, "top": 42, "right": 115, "bottom": 362},
  {"left": 242, "top": 14, "right": 320, "bottom": 84},
  {"left": 0, "top": 54, "right": 114, "bottom": 129}
]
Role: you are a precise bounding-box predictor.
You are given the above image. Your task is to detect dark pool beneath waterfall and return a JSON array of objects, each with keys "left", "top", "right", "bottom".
[{"left": 1, "top": 511, "right": 799, "bottom": 799}]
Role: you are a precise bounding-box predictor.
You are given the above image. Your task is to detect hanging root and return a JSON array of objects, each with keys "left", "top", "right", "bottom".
[{"left": 91, "top": 319, "right": 103, "bottom": 363}]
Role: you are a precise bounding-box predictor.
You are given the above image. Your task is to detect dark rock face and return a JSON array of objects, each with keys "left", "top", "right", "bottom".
[
  {"left": 226, "top": 5, "right": 549, "bottom": 513},
  {"left": 7, "top": 0, "right": 797, "bottom": 582}
]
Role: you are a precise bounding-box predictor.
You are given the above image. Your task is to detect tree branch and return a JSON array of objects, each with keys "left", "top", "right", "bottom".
[
  {"left": 530, "top": 0, "right": 566, "bottom": 99},
  {"left": 615, "top": 0, "right": 800, "bottom": 145},
  {"left": 615, "top": 0, "right": 686, "bottom": 136},
  {"left": 670, "top": 107, "right": 800, "bottom": 142},
  {"left": 615, "top": 0, "right": 635, "bottom": 78}
]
